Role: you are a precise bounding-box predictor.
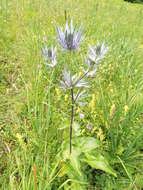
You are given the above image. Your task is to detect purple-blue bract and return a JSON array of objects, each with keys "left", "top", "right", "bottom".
[{"left": 56, "top": 18, "right": 83, "bottom": 51}]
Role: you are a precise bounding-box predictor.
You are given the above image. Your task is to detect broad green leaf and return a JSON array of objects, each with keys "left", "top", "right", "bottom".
[
  {"left": 62, "top": 140, "right": 81, "bottom": 159},
  {"left": 62, "top": 147, "right": 83, "bottom": 178},
  {"left": 69, "top": 149, "right": 82, "bottom": 177},
  {"left": 61, "top": 141, "right": 84, "bottom": 179},
  {"left": 73, "top": 137, "right": 100, "bottom": 152},
  {"left": 62, "top": 160, "right": 84, "bottom": 181},
  {"left": 83, "top": 152, "right": 117, "bottom": 177}
]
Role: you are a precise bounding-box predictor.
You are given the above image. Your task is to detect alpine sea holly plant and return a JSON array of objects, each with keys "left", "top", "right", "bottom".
[{"left": 42, "top": 16, "right": 116, "bottom": 188}]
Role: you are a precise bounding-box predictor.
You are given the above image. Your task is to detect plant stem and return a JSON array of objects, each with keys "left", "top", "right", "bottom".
[
  {"left": 64, "top": 10, "right": 67, "bottom": 21},
  {"left": 70, "top": 88, "right": 74, "bottom": 154},
  {"left": 73, "top": 69, "right": 90, "bottom": 87}
]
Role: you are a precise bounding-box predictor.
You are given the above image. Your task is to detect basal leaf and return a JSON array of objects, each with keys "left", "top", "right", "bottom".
[
  {"left": 73, "top": 137, "right": 100, "bottom": 152},
  {"left": 83, "top": 152, "right": 117, "bottom": 177}
]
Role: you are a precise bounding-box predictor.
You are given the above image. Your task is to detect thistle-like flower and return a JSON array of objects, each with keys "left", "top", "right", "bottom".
[
  {"left": 86, "top": 41, "right": 109, "bottom": 66},
  {"left": 56, "top": 18, "right": 83, "bottom": 51},
  {"left": 42, "top": 46, "right": 57, "bottom": 67},
  {"left": 59, "top": 66, "right": 88, "bottom": 89},
  {"left": 85, "top": 41, "right": 109, "bottom": 77}
]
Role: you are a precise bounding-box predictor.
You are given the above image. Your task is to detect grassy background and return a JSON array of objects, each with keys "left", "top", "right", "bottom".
[{"left": 0, "top": 0, "right": 143, "bottom": 189}]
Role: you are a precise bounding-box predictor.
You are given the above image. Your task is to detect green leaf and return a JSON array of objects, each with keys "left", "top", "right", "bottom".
[
  {"left": 61, "top": 142, "right": 84, "bottom": 179},
  {"left": 58, "top": 162, "right": 67, "bottom": 177},
  {"left": 73, "top": 122, "right": 81, "bottom": 137},
  {"left": 58, "top": 179, "right": 87, "bottom": 190},
  {"left": 135, "top": 174, "right": 143, "bottom": 188},
  {"left": 116, "top": 144, "right": 124, "bottom": 156},
  {"left": 60, "top": 159, "right": 85, "bottom": 182},
  {"left": 73, "top": 137, "right": 100, "bottom": 152},
  {"left": 83, "top": 152, "right": 117, "bottom": 177},
  {"left": 69, "top": 148, "right": 83, "bottom": 177},
  {"left": 71, "top": 182, "right": 87, "bottom": 190}
]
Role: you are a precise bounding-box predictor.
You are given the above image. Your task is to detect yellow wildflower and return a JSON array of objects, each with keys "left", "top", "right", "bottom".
[
  {"left": 77, "top": 107, "right": 81, "bottom": 113},
  {"left": 16, "top": 133, "right": 26, "bottom": 150},
  {"left": 16, "top": 133, "right": 22, "bottom": 141},
  {"left": 97, "top": 128, "right": 104, "bottom": 141},
  {"left": 110, "top": 104, "right": 116, "bottom": 118},
  {"left": 124, "top": 105, "right": 129, "bottom": 113},
  {"left": 79, "top": 71, "right": 82, "bottom": 77},
  {"left": 55, "top": 88, "right": 60, "bottom": 97},
  {"left": 89, "top": 94, "right": 95, "bottom": 113},
  {"left": 110, "top": 88, "right": 114, "bottom": 93},
  {"left": 64, "top": 94, "right": 68, "bottom": 101}
]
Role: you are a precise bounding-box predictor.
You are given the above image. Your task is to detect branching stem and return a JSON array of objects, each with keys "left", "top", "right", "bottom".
[
  {"left": 73, "top": 69, "right": 90, "bottom": 87},
  {"left": 69, "top": 70, "right": 90, "bottom": 154}
]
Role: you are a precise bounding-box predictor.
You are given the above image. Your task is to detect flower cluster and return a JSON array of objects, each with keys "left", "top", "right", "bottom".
[
  {"left": 42, "top": 18, "right": 109, "bottom": 75},
  {"left": 41, "top": 18, "right": 109, "bottom": 103},
  {"left": 41, "top": 17, "right": 109, "bottom": 107},
  {"left": 41, "top": 17, "right": 109, "bottom": 149}
]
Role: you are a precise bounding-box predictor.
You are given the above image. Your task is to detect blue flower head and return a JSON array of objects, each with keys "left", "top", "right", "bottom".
[{"left": 56, "top": 18, "right": 83, "bottom": 51}]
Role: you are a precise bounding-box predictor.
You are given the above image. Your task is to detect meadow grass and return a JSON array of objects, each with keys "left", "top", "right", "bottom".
[{"left": 0, "top": 0, "right": 143, "bottom": 189}]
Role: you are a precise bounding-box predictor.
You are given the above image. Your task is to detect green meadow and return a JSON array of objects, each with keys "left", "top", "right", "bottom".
[{"left": 0, "top": 0, "right": 143, "bottom": 189}]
